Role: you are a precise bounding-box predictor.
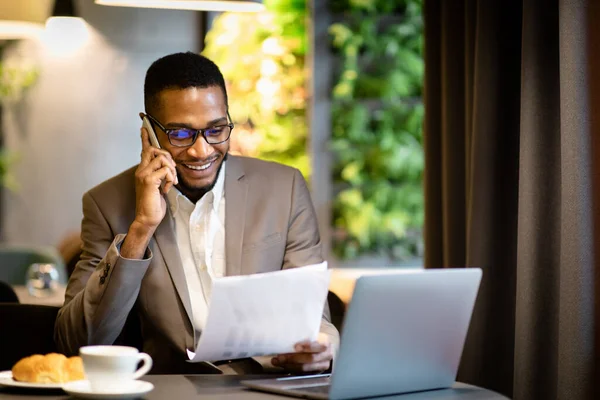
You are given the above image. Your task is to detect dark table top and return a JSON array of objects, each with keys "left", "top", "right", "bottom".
[{"left": 0, "top": 375, "right": 510, "bottom": 399}]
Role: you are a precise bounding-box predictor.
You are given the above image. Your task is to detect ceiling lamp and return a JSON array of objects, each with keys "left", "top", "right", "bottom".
[
  {"left": 50, "top": 0, "right": 77, "bottom": 19},
  {"left": 46, "top": 0, "right": 84, "bottom": 27},
  {"left": 44, "top": 0, "right": 89, "bottom": 56},
  {"left": 0, "top": 0, "right": 54, "bottom": 40},
  {"left": 95, "top": 0, "right": 264, "bottom": 12}
]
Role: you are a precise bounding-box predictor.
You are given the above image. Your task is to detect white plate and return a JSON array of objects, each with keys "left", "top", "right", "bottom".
[
  {"left": 62, "top": 380, "right": 154, "bottom": 399},
  {"left": 0, "top": 370, "right": 65, "bottom": 389}
]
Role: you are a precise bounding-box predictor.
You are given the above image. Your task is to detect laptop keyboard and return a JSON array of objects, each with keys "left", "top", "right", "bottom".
[{"left": 290, "top": 384, "right": 331, "bottom": 394}]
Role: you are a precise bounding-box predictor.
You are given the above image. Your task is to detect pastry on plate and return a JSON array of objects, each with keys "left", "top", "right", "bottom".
[{"left": 11, "top": 353, "right": 85, "bottom": 383}]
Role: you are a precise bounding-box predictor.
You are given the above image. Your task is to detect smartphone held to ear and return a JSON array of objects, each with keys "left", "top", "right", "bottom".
[
  {"left": 142, "top": 116, "right": 161, "bottom": 149},
  {"left": 140, "top": 114, "right": 173, "bottom": 192}
]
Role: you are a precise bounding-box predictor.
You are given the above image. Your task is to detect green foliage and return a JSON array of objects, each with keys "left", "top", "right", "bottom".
[
  {"left": 0, "top": 62, "right": 38, "bottom": 100},
  {"left": 330, "top": 0, "right": 424, "bottom": 261},
  {"left": 0, "top": 51, "right": 38, "bottom": 191},
  {"left": 0, "top": 150, "right": 20, "bottom": 191},
  {"left": 203, "top": 0, "right": 310, "bottom": 178}
]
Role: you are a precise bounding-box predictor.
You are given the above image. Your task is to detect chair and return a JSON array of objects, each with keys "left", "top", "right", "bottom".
[
  {"left": 327, "top": 291, "right": 346, "bottom": 332},
  {"left": 114, "top": 306, "right": 144, "bottom": 352},
  {"left": 0, "top": 281, "right": 19, "bottom": 303},
  {"left": 56, "top": 232, "right": 82, "bottom": 278},
  {"left": 0, "top": 303, "right": 60, "bottom": 370},
  {"left": 0, "top": 245, "right": 67, "bottom": 286}
]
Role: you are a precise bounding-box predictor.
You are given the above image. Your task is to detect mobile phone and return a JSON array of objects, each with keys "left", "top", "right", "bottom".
[
  {"left": 140, "top": 114, "right": 169, "bottom": 192},
  {"left": 141, "top": 115, "right": 161, "bottom": 149}
]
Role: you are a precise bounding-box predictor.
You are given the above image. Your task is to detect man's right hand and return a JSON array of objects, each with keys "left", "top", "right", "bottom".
[
  {"left": 133, "top": 127, "right": 178, "bottom": 230},
  {"left": 121, "top": 127, "right": 178, "bottom": 259}
]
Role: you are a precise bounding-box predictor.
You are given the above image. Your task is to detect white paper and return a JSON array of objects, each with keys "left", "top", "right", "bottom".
[{"left": 186, "top": 262, "right": 330, "bottom": 362}]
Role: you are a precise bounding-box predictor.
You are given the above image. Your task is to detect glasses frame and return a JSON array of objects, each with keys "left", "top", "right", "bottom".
[{"left": 143, "top": 112, "right": 234, "bottom": 147}]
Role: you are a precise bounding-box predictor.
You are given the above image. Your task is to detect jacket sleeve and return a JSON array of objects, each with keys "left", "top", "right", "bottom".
[
  {"left": 284, "top": 169, "right": 340, "bottom": 359},
  {"left": 54, "top": 191, "right": 152, "bottom": 355}
]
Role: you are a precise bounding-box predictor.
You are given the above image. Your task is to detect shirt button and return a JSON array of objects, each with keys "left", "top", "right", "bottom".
[{"left": 195, "top": 225, "right": 201, "bottom": 231}]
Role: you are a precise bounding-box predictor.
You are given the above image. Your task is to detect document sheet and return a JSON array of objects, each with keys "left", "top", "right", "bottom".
[{"left": 187, "top": 262, "right": 330, "bottom": 362}]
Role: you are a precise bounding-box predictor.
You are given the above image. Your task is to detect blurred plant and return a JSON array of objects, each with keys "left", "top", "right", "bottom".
[
  {"left": 202, "top": 0, "right": 310, "bottom": 178},
  {"left": 0, "top": 150, "right": 20, "bottom": 191},
  {"left": 329, "top": 0, "right": 424, "bottom": 261},
  {"left": 0, "top": 59, "right": 38, "bottom": 101},
  {"left": 0, "top": 49, "right": 38, "bottom": 191}
]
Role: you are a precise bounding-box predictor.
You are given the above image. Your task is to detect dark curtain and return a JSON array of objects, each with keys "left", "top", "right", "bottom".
[{"left": 424, "top": 0, "right": 597, "bottom": 399}]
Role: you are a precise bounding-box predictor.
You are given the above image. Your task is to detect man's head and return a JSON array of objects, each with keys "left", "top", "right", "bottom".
[{"left": 143, "top": 52, "right": 230, "bottom": 202}]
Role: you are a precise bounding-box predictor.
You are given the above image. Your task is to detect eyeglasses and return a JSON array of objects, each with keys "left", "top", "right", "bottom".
[{"left": 142, "top": 112, "right": 234, "bottom": 147}]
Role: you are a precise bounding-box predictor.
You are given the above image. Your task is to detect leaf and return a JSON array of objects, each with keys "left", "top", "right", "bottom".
[
  {"left": 330, "top": 0, "right": 424, "bottom": 261},
  {"left": 329, "top": 23, "right": 354, "bottom": 49},
  {"left": 341, "top": 161, "right": 364, "bottom": 185}
]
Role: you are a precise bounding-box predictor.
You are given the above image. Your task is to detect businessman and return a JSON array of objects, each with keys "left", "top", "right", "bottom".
[{"left": 55, "top": 52, "right": 339, "bottom": 374}]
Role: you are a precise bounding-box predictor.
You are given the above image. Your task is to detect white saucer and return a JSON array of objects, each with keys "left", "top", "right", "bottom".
[
  {"left": 62, "top": 380, "right": 154, "bottom": 399},
  {"left": 0, "top": 371, "right": 64, "bottom": 389}
]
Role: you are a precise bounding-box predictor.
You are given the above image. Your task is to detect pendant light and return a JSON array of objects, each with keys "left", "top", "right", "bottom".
[
  {"left": 44, "top": 0, "right": 89, "bottom": 56},
  {"left": 95, "top": 0, "right": 264, "bottom": 12},
  {"left": 0, "top": 0, "right": 54, "bottom": 40}
]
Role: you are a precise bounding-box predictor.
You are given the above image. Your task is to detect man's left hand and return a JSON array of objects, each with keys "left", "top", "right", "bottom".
[{"left": 272, "top": 333, "right": 333, "bottom": 373}]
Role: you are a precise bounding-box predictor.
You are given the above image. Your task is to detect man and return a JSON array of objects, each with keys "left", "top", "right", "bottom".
[{"left": 55, "top": 52, "right": 339, "bottom": 374}]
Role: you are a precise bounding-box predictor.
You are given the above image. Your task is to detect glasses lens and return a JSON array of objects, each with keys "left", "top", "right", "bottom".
[
  {"left": 168, "top": 129, "right": 196, "bottom": 146},
  {"left": 205, "top": 126, "right": 232, "bottom": 144}
]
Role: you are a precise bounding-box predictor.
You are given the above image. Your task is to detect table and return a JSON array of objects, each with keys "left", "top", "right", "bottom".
[
  {"left": 0, "top": 375, "right": 509, "bottom": 399},
  {"left": 329, "top": 268, "right": 423, "bottom": 304},
  {"left": 11, "top": 268, "right": 418, "bottom": 308},
  {"left": 12, "top": 285, "right": 65, "bottom": 307},
  {"left": 10, "top": 269, "right": 403, "bottom": 308}
]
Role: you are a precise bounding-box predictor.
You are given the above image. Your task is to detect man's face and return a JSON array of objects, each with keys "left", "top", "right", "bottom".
[{"left": 152, "top": 86, "right": 230, "bottom": 196}]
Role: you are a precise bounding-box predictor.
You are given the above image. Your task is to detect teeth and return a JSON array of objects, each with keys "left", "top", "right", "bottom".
[{"left": 184, "top": 162, "right": 212, "bottom": 171}]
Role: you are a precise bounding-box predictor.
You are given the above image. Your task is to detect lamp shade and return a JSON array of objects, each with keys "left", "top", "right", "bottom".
[
  {"left": 0, "top": 0, "right": 54, "bottom": 39},
  {"left": 52, "top": 0, "right": 76, "bottom": 18},
  {"left": 95, "top": 0, "right": 264, "bottom": 12}
]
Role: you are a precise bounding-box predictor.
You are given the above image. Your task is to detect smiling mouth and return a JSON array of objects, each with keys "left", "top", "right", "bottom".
[{"left": 181, "top": 159, "right": 217, "bottom": 171}]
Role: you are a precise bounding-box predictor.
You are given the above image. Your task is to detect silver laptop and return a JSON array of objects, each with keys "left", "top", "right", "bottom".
[{"left": 242, "top": 268, "right": 482, "bottom": 400}]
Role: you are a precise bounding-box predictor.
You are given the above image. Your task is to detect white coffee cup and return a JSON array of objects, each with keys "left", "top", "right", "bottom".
[{"left": 79, "top": 345, "right": 153, "bottom": 392}]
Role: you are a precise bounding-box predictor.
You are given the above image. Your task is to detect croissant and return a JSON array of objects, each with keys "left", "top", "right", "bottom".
[{"left": 11, "top": 353, "right": 85, "bottom": 383}]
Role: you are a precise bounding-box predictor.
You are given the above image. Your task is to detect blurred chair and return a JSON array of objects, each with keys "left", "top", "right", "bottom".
[
  {"left": 0, "top": 245, "right": 67, "bottom": 286},
  {"left": 0, "top": 281, "right": 19, "bottom": 303},
  {"left": 114, "top": 306, "right": 144, "bottom": 352},
  {"left": 56, "top": 232, "right": 82, "bottom": 278},
  {"left": 327, "top": 291, "right": 346, "bottom": 333},
  {"left": 0, "top": 304, "right": 59, "bottom": 370}
]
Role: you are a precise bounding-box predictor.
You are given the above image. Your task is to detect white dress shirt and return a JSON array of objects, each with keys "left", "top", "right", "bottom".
[{"left": 166, "top": 162, "right": 226, "bottom": 336}]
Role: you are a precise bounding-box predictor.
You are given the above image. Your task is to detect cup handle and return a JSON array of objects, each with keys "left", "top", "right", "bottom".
[{"left": 132, "top": 353, "right": 153, "bottom": 380}]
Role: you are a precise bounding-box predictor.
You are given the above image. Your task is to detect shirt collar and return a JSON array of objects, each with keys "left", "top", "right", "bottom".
[{"left": 167, "top": 161, "right": 226, "bottom": 215}]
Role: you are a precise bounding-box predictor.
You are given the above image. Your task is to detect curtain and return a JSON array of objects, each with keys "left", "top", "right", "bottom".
[{"left": 423, "top": 0, "right": 597, "bottom": 399}]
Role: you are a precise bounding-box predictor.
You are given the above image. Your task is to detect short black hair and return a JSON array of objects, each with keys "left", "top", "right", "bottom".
[{"left": 144, "top": 52, "right": 228, "bottom": 114}]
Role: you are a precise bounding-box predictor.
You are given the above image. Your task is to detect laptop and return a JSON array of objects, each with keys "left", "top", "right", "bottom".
[{"left": 241, "top": 268, "right": 482, "bottom": 400}]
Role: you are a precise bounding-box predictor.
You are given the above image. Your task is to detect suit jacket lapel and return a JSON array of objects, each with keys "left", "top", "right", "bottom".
[
  {"left": 225, "top": 156, "right": 247, "bottom": 277},
  {"left": 153, "top": 208, "right": 194, "bottom": 348}
]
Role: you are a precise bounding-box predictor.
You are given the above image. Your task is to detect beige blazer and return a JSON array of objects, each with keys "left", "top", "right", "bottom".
[{"left": 55, "top": 155, "right": 339, "bottom": 374}]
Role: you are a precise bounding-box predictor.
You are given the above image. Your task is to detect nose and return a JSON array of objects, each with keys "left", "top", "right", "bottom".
[{"left": 186, "top": 135, "right": 214, "bottom": 160}]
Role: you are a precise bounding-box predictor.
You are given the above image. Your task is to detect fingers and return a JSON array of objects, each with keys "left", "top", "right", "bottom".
[
  {"left": 141, "top": 144, "right": 174, "bottom": 168},
  {"left": 141, "top": 127, "right": 151, "bottom": 151},
  {"left": 144, "top": 153, "right": 176, "bottom": 175},
  {"left": 272, "top": 340, "right": 333, "bottom": 373},
  {"left": 294, "top": 340, "right": 328, "bottom": 354},
  {"left": 138, "top": 149, "right": 178, "bottom": 185},
  {"left": 274, "top": 349, "right": 332, "bottom": 365},
  {"left": 162, "top": 166, "right": 176, "bottom": 194},
  {"left": 144, "top": 166, "right": 176, "bottom": 190},
  {"left": 139, "top": 129, "right": 174, "bottom": 167},
  {"left": 272, "top": 355, "right": 331, "bottom": 373}
]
